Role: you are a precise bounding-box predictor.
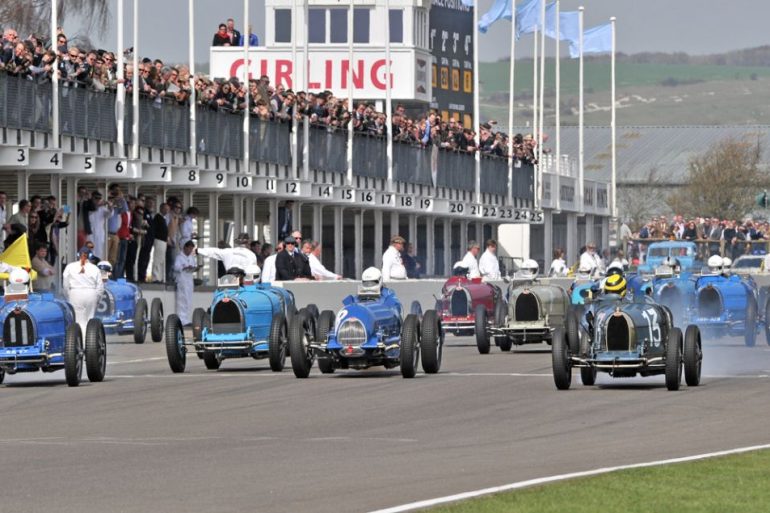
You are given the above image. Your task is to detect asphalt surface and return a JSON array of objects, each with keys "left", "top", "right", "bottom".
[{"left": 1, "top": 331, "right": 769, "bottom": 513}]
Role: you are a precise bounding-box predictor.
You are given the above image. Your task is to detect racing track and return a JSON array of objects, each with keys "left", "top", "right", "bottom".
[{"left": 0, "top": 331, "right": 769, "bottom": 513}]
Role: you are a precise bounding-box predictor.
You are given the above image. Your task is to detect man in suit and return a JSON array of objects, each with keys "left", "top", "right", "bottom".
[{"left": 276, "top": 236, "right": 298, "bottom": 281}]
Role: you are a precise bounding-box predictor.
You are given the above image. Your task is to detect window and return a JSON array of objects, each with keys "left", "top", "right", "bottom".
[
  {"left": 389, "top": 9, "right": 403, "bottom": 44},
  {"left": 330, "top": 9, "right": 347, "bottom": 43},
  {"left": 308, "top": 8, "right": 326, "bottom": 43},
  {"left": 274, "top": 9, "right": 291, "bottom": 43},
  {"left": 353, "top": 8, "right": 370, "bottom": 43}
]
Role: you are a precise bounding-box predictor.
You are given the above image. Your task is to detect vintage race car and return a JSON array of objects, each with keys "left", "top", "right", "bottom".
[
  {"left": 96, "top": 278, "right": 164, "bottom": 344},
  {"left": 0, "top": 272, "right": 106, "bottom": 387},
  {"left": 477, "top": 280, "right": 569, "bottom": 353},
  {"left": 287, "top": 287, "right": 443, "bottom": 378},
  {"left": 553, "top": 294, "right": 703, "bottom": 391},
  {"left": 436, "top": 276, "right": 502, "bottom": 337},
  {"left": 637, "top": 241, "right": 701, "bottom": 273},
  {"left": 165, "top": 274, "right": 300, "bottom": 372}
]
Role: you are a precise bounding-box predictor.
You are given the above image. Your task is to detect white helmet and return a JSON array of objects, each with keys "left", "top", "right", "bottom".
[
  {"left": 359, "top": 267, "right": 383, "bottom": 296},
  {"left": 722, "top": 257, "right": 732, "bottom": 268},
  {"left": 577, "top": 262, "right": 593, "bottom": 278},
  {"left": 518, "top": 259, "right": 539, "bottom": 279},
  {"left": 97, "top": 261, "right": 112, "bottom": 280},
  {"left": 6, "top": 268, "right": 30, "bottom": 295},
  {"left": 243, "top": 264, "right": 261, "bottom": 284},
  {"left": 707, "top": 254, "right": 723, "bottom": 273}
]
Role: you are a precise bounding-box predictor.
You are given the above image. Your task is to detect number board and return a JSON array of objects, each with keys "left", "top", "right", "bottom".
[
  {"left": 142, "top": 164, "right": 173, "bottom": 183},
  {"left": 397, "top": 195, "right": 415, "bottom": 209},
  {"left": 280, "top": 180, "right": 305, "bottom": 197},
  {"left": 448, "top": 201, "right": 467, "bottom": 215},
  {"left": 199, "top": 170, "right": 227, "bottom": 189},
  {"left": 29, "top": 149, "right": 62, "bottom": 170},
  {"left": 253, "top": 176, "right": 277, "bottom": 194},
  {"left": 96, "top": 158, "right": 140, "bottom": 179},
  {"left": 358, "top": 190, "right": 375, "bottom": 205},
  {"left": 377, "top": 192, "right": 395, "bottom": 207},
  {"left": 497, "top": 208, "right": 545, "bottom": 224},
  {"left": 337, "top": 188, "right": 356, "bottom": 203},
  {"left": 316, "top": 184, "right": 334, "bottom": 200},
  {"left": 0, "top": 146, "right": 30, "bottom": 168}
]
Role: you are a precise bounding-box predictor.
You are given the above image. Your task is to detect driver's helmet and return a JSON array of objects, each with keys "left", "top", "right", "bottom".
[
  {"left": 226, "top": 267, "right": 246, "bottom": 278},
  {"left": 707, "top": 255, "right": 723, "bottom": 274},
  {"left": 576, "top": 263, "right": 593, "bottom": 279},
  {"left": 517, "top": 259, "right": 539, "bottom": 279},
  {"left": 655, "top": 257, "right": 678, "bottom": 278},
  {"left": 243, "top": 264, "right": 261, "bottom": 285},
  {"left": 97, "top": 261, "right": 112, "bottom": 280},
  {"left": 452, "top": 262, "right": 469, "bottom": 277},
  {"left": 359, "top": 267, "right": 383, "bottom": 297},
  {"left": 606, "top": 263, "right": 624, "bottom": 278},
  {"left": 6, "top": 268, "right": 31, "bottom": 294},
  {"left": 721, "top": 257, "right": 732, "bottom": 274},
  {"left": 603, "top": 273, "right": 627, "bottom": 297}
]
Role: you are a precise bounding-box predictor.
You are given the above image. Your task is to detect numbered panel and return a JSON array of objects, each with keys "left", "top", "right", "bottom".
[
  {"left": 0, "top": 146, "right": 30, "bottom": 168},
  {"left": 336, "top": 187, "right": 356, "bottom": 203},
  {"left": 253, "top": 176, "right": 278, "bottom": 194},
  {"left": 28, "top": 149, "right": 63, "bottom": 170},
  {"left": 96, "top": 158, "right": 140, "bottom": 179},
  {"left": 315, "top": 184, "right": 334, "bottom": 200},
  {"left": 497, "top": 208, "right": 545, "bottom": 224}
]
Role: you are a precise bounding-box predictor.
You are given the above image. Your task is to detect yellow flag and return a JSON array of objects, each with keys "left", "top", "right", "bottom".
[{"left": 0, "top": 233, "right": 32, "bottom": 269}]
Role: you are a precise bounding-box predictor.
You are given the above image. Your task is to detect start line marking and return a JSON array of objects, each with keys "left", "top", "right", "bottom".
[{"left": 369, "top": 443, "right": 770, "bottom": 513}]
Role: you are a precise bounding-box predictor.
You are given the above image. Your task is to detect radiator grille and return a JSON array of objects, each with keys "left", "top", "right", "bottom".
[
  {"left": 211, "top": 301, "right": 244, "bottom": 334},
  {"left": 337, "top": 319, "right": 367, "bottom": 346},
  {"left": 3, "top": 312, "right": 36, "bottom": 347},
  {"left": 450, "top": 289, "right": 469, "bottom": 316},
  {"left": 514, "top": 293, "right": 539, "bottom": 322},
  {"left": 698, "top": 288, "right": 721, "bottom": 318}
]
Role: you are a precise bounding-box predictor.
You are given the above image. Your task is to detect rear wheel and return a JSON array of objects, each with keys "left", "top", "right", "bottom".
[
  {"left": 551, "top": 329, "right": 572, "bottom": 390},
  {"left": 133, "top": 298, "right": 148, "bottom": 344},
  {"left": 765, "top": 299, "right": 770, "bottom": 346},
  {"left": 566, "top": 309, "right": 581, "bottom": 355},
  {"left": 150, "top": 298, "right": 164, "bottom": 343},
  {"left": 420, "top": 310, "right": 443, "bottom": 374},
  {"left": 192, "top": 307, "right": 207, "bottom": 342},
  {"left": 400, "top": 314, "right": 420, "bottom": 378},
  {"left": 665, "top": 327, "right": 683, "bottom": 391},
  {"left": 268, "top": 313, "right": 287, "bottom": 372},
  {"left": 474, "top": 304, "right": 490, "bottom": 354},
  {"left": 316, "top": 310, "right": 336, "bottom": 374},
  {"left": 745, "top": 297, "right": 757, "bottom": 347},
  {"left": 64, "top": 324, "right": 83, "bottom": 387},
  {"left": 494, "top": 298, "right": 507, "bottom": 327},
  {"left": 289, "top": 309, "right": 315, "bottom": 378},
  {"left": 683, "top": 325, "right": 702, "bottom": 387},
  {"left": 165, "top": 314, "right": 186, "bottom": 373},
  {"left": 496, "top": 336, "right": 512, "bottom": 352},
  {"left": 85, "top": 319, "right": 107, "bottom": 382},
  {"left": 305, "top": 303, "right": 320, "bottom": 321},
  {"left": 203, "top": 352, "right": 220, "bottom": 370}
]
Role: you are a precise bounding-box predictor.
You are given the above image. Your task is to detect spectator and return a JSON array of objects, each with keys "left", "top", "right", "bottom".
[
  {"left": 179, "top": 206, "right": 199, "bottom": 246},
  {"left": 381, "top": 235, "right": 407, "bottom": 282},
  {"left": 226, "top": 18, "right": 241, "bottom": 46},
  {"left": 113, "top": 195, "right": 135, "bottom": 279},
  {"left": 31, "top": 243, "right": 55, "bottom": 290},
  {"left": 295, "top": 241, "right": 314, "bottom": 280},
  {"left": 212, "top": 24, "right": 230, "bottom": 46},
  {"left": 549, "top": 248, "right": 568, "bottom": 277},
  {"left": 261, "top": 241, "right": 283, "bottom": 283},
  {"left": 26, "top": 210, "right": 47, "bottom": 257},
  {"left": 460, "top": 241, "right": 481, "bottom": 279},
  {"left": 174, "top": 240, "right": 198, "bottom": 326},
  {"left": 478, "top": 239, "right": 500, "bottom": 280},
  {"left": 137, "top": 197, "right": 156, "bottom": 282},
  {"left": 238, "top": 25, "right": 259, "bottom": 46},
  {"left": 276, "top": 236, "right": 298, "bottom": 281},
  {"left": 307, "top": 241, "right": 340, "bottom": 280},
  {"left": 402, "top": 243, "right": 422, "bottom": 279},
  {"left": 152, "top": 202, "right": 170, "bottom": 283},
  {"left": 7, "top": 199, "right": 31, "bottom": 231}
]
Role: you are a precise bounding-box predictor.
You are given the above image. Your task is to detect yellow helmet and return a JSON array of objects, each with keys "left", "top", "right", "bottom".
[{"left": 604, "top": 273, "right": 627, "bottom": 296}]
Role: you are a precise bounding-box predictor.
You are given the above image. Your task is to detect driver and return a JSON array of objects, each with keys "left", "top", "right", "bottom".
[
  {"left": 721, "top": 257, "right": 732, "bottom": 276},
  {"left": 517, "top": 259, "right": 539, "bottom": 280},
  {"left": 707, "top": 255, "right": 723, "bottom": 274},
  {"left": 359, "top": 267, "right": 384, "bottom": 298},
  {"left": 602, "top": 273, "right": 627, "bottom": 297},
  {"left": 243, "top": 264, "right": 261, "bottom": 286},
  {"left": 97, "top": 261, "right": 112, "bottom": 282}
]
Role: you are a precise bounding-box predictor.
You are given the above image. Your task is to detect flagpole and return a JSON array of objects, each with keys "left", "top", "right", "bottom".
[
  {"left": 303, "top": 0, "right": 309, "bottom": 181},
  {"left": 578, "top": 6, "right": 584, "bottom": 217},
  {"left": 385, "top": 0, "right": 393, "bottom": 193},
  {"left": 132, "top": 0, "right": 139, "bottom": 160},
  {"left": 531, "top": 26, "right": 538, "bottom": 209},
  {"left": 242, "top": 0, "right": 250, "bottom": 175},
  {"left": 537, "top": 0, "right": 546, "bottom": 195},
  {"left": 473, "top": 0, "right": 481, "bottom": 206},
  {"left": 51, "top": 0, "right": 59, "bottom": 147},
  {"left": 506, "top": 2, "right": 516, "bottom": 207},
  {"left": 117, "top": 0, "right": 124, "bottom": 154},
  {"left": 554, "top": 0, "right": 560, "bottom": 212},
  {"left": 610, "top": 16, "right": 617, "bottom": 220},
  {"left": 291, "top": 0, "right": 298, "bottom": 179},
  {"left": 346, "top": 0, "right": 354, "bottom": 186},
  {"left": 188, "top": 0, "right": 197, "bottom": 163}
]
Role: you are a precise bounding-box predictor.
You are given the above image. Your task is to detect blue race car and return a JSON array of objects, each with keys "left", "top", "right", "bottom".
[
  {"left": 0, "top": 269, "right": 106, "bottom": 386},
  {"left": 287, "top": 268, "right": 443, "bottom": 378},
  {"left": 165, "top": 273, "right": 301, "bottom": 372},
  {"left": 96, "top": 270, "right": 164, "bottom": 344}
]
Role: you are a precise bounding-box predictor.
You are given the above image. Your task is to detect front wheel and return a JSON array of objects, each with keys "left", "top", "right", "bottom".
[
  {"left": 745, "top": 297, "right": 757, "bottom": 347},
  {"left": 551, "top": 330, "right": 572, "bottom": 390},
  {"left": 192, "top": 307, "right": 208, "bottom": 342},
  {"left": 64, "top": 324, "right": 83, "bottom": 387},
  {"left": 400, "top": 314, "right": 420, "bottom": 378},
  {"left": 420, "top": 310, "right": 443, "bottom": 374},
  {"left": 665, "top": 327, "right": 683, "bottom": 391},
  {"left": 133, "top": 298, "right": 148, "bottom": 344},
  {"left": 316, "top": 310, "right": 336, "bottom": 374},
  {"left": 165, "top": 314, "right": 187, "bottom": 373},
  {"left": 683, "top": 324, "right": 702, "bottom": 387},
  {"left": 268, "top": 312, "right": 287, "bottom": 372},
  {"left": 289, "top": 309, "right": 315, "bottom": 378},
  {"left": 85, "top": 319, "right": 107, "bottom": 382},
  {"left": 579, "top": 330, "right": 596, "bottom": 386},
  {"left": 765, "top": 299, "right": 770, "bottom": 346},
  {"left": 474, "top": 304, "right": 490, "bottom": 354},
  {"left": 202, "top": 352, "right": 220, "bottom": 370},
  {"left": 150, "top": 298, "right": 164, "bottom": 343}
]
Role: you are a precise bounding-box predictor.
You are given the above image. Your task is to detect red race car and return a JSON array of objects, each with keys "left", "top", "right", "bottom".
[{"left": 436, "top": 275, "right": 506, "bottom": 337}]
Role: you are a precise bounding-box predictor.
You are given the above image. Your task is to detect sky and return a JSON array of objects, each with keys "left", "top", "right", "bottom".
[{"left": 66, "top": 0, "right": 770, "bottom": 65}]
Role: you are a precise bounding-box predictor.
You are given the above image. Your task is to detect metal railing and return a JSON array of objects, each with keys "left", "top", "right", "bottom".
[{"left": 1, "top": 72, "right": 534, "bottom": 198}]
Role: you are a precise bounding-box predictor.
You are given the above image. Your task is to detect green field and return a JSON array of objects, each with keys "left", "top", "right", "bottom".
[{"left": 426, "top": 449, "right": 770, "bottom": 513}]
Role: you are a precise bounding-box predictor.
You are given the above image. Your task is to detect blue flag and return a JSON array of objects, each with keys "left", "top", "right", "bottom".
[
  {"left": 569, "top": 22, "right": 612, "bottom": 58},
  {"left": 461, "top": 0, "right": 474, "bottom": 6},
  {"left": 544, "top": 4, "right": 580, "bottom": 43},
  {"left": 514, "top": 0, "right": 546, "bottom": 39},
  {"left": 478, "top": 0, "right": 512, "bottom": 34}
]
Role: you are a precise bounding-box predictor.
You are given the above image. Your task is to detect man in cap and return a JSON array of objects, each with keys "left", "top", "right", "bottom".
[
  {"left": 382, "top": 235, "right": 407, "bottom": 281},
  {"left": 62, "top": 246, "right": 104, "bottom": 336},
  {"left": 173, "top": 240, "right": 198, "bottom": 326},
  {"left": 276, "top": 236, "right": 298, "bottom": 281},
  {"left": 460, "top": 241, "right": 481, "bottom": 279},
  {"left": 196, "top": 232, "right": 257, "bottom": 274}
]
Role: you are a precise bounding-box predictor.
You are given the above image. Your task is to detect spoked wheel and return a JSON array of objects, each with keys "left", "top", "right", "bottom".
[
  {"left": 305, "top": 303, "right": 320, "bottom": 321},
  {"left": 745, "top": 297, "right": 757, "bottom": 347},
  {"left": 566, "top": 309, "right": 581, "bottom": 355},
  {"left": 683, "top": 324, "right": 702, "bottom": 387},
  {"left": 400, "top": 314, "right": 420, "bottom": 378},
  {"left": 578, "top": 330, "right": 596, "bottom": 386},
  {"left": 150, "top": 298, "right": 164, "bottom": 343},
  {"left": 64, "top": 324, "right": 83, "bottom": 387},
  {"left": 665, "top": 327, "right": 683, "bottom": 391},
  {"left": 289, "top": 309, "right": 316, "bottom": 378},
  {"left": 268, "top": 313, "right": 288, "bottom": 372},
  {"left": 551, "top": 329, "right": 572, "bottom": 390},
  {"left": 133, "top": 298, "right": 148, "bottom": 344},
  {"left": 85, "top": 319, "right": 107, "bottom": 382},
  {"left": 474, "top": 304, "right": 490, "bottom": 354},
  {"left": 316, "top": 310, "right": 336, "bottom": 374},
  {"left": 165, "top": 314, "right": 187, "bottom": 373},
  {"left": 420, "top": 310, "right": 443, "bottom": 374}
]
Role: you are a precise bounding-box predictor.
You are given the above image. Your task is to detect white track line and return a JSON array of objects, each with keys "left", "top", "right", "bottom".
[
  {"left": 369, "top": 443, "right": 770, "bottom": 513},
  {"left": 107, "top": 357, "right": 167, "bottom": 365}
]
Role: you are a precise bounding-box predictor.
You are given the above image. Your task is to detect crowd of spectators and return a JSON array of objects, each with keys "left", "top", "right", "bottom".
[{"left": 1, "top": 23, "right": 542, "bottom": 164}]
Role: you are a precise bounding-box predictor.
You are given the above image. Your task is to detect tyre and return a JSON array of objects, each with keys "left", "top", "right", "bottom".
[
  {"left": 420, "top": 310, "right": 443, "bottom": 374},
  {"left": 494, "top": 298, "right": 507, "bottom": 327},
  {"left": 165, "top": 314, "right": 187, "bottom": 373},
  {"left": 665, "top": 327, "right": 683, "bottom": 391},
  {"left": 192, "top": 307, "right": 207, "bottom": 342},
  {"left": 133, "top": 298, "right": 148, "bottom": 344},
  {"left": 765, "top": 299, "right": 770, "bottom": 347},
  {"left": 496, "top": 336, "right": 512, "bottom": 352},
  {"left": 579, "top": 330, "right": 596, "bottom": 386},
  {"left": 203, "top": 351, "right": 220, "bottom": 370},
  {"left": 0, "top": 369, "right": 4, "bottom": 384},
  {"left": 410, "top": 300, "right": 423, "bottom": 318},
  {"left": 474, "top": 304, "right": 490, "bottom": 354},
  {"left": 305, "top": 303, "right": 320, "bottom": 321},
  {"left": 289, "top": 309, "right": 315, "bottom": 378},
  {"left": 64, "top": 323, "right": 83, "bottom": 387},
  {"left": 268, "top": 312, "right": 287, "bottom": 372},
  {"left": 400, "top": 314, "right": 420, "bottom": 378},
  {"left": 150, "top": 298, "right": 164, "bottom": 343},
  {"left": 85, "top": 319, "right": 107, "bottom": 382},
  {"left": 683, "top": 324, "right": 702, "bottom": 387},
  {"left": 316, "top": 310, "right": 336, "bottom": 374},
  {"left": 551, "top": 329, "right": 572, "bottom": 390},
  {"left": 566, "top": 309, "right": 581, "bottom": 355},
  {"left": 744, "top": 297, "right": 757, "bottom": 347}
]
